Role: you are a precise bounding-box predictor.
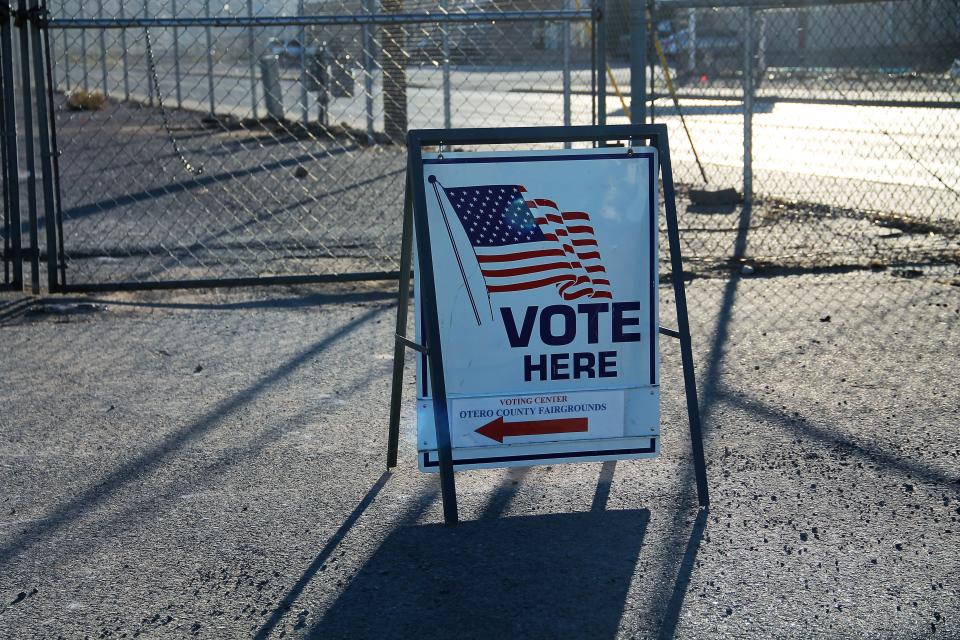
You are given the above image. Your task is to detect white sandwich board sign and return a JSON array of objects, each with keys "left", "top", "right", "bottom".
[{"left": 412, "top": 147, "right": 660, "bottom": 471}]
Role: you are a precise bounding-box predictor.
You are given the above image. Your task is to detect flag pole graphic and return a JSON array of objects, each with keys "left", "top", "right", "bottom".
[{"left": 429, "top": 175, "right": 482, "bottom": 326}]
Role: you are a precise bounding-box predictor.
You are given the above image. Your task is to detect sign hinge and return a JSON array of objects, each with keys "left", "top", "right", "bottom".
[
  {"left": 395, "top": 333, "right": 428, "bottom": 354},
  {"left": 658, "top": 326, "right": 685, "bottom": 340}
]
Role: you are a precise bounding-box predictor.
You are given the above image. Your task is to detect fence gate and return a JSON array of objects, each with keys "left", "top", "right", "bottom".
[{"left": 38, "top": 2, "right": 604, "bottom": 291}]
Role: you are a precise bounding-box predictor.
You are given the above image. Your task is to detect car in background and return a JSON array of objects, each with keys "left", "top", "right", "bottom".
[{"left": 657, "top": 22, "right": 740, "bottom": 78}]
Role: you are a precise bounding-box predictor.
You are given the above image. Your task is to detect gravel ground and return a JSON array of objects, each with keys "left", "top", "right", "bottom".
[{"left": 1, "top": 271, "right": 958, "bottom": 639}]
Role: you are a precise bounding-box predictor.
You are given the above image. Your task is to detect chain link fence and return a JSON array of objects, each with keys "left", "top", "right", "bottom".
[
  {"left": 2, "top": 0, "right": 957, "bottom": 296},
  {"left": 600, "top": 0, "right": 960, "bottom": 286}
]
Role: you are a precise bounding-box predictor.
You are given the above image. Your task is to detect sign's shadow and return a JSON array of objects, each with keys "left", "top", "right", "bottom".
[{"left": 308, "top": 509, "right": 649, "bottom": 638}]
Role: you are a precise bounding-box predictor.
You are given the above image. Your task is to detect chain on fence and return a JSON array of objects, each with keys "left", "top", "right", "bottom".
[{"left": 7, "top": 0, "right": 958, "bottom": 304}]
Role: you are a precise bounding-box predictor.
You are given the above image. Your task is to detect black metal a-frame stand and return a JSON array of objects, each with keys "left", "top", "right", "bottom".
[{"left": 387, "top": 124, "right": 709, "bottom": 526}]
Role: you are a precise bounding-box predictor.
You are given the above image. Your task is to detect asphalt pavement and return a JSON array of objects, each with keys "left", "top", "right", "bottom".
[{"left": 0, "top": 271, "right": 958, "bottom": 638}]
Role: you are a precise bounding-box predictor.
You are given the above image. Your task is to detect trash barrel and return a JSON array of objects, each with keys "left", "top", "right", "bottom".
[{"left": 259, "top": 55, "right": 284, "bottom": 121}]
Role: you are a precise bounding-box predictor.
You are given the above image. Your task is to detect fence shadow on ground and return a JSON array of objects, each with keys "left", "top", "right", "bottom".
[
  {"left": 0, "top": 304, "right": 392, "bottom": 570},
  {"left": 307, "top": 508, "right": 650, "bottom": 639}
]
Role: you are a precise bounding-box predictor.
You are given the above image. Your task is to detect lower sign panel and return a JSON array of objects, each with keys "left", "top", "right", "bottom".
[
  {"left": 417, "top": 388, "right": 659, "bottom": 472},
  {"left": 420, "top": 436, "right": 660, "bottom": 472}
]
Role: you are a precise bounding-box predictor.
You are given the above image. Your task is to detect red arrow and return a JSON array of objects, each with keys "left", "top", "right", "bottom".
[{"left": 475, "top": 416, "right": 589, "bottom": 443}]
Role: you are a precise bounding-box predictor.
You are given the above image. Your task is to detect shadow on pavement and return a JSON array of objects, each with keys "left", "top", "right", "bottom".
[
  {"left": 60, "top": 144, "right": 358, "bottom": 224},
  {"left": 308, "top": 509, "right": 650, "bottom": 639},
  {"left": 253, "top": 471, "right": 395, "bottom": 640},
  {"left": 0, "top": 304, "right": 391, "bottom": 570},
  {"left": 121, "top": 166, "right": 405, "bottom": 284},
  {"left": 634, "top": 203, "right": 752, "bottom": 635},
  {"left": 720, "top": 389, "right": 959, "bottom": 488},
  {"left": 0, "top": 297, "right": 36, "bottom": 325},
  {"left": 591, "top": 460, "right": 618, "bottom": 511},
  {"left": 610, "top": 102, "right": 774, "bottom": 118},
  {"left": 656, "top": 508, "right": 709, "bottom": 640},
  {"left": 62, "top": 289, "right": 398, "bottom": 312}
]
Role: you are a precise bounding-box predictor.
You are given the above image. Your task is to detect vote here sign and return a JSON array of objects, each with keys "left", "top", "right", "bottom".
[{"left": 414, "top": 147, "right": 660, "bottom": 471}]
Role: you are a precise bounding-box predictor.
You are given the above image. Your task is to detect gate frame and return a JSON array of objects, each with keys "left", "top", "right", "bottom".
[
  {"left": 38, "top": 6, "right": 603, "bottom": 293},
  {"left": 0, "top": 0, "right": 23, "bottom": 291}
]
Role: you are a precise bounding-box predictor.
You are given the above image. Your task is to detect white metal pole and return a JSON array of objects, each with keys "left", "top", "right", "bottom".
[
  {"left": 441, "top": 0, "right": 450, "bottom": 128},
  {"left": 247, "top": 0, "right": 258, "bottom": 118},
  {"left": 205, "top": 0, "right": 215, "bottom": 116},
  {"left": 119, "top": 0, "right": 130, "bottom": 100},
  {"left": 362, "top": 0, "right": 374, "bottom": 140},
  {"left": 172, "top": 0, "right": 181, "bottom": 108},
  {"left": 299, "top": 0, "right": 308, "bottom": 125},
  {"left": 562, "top": 0, "right": 571, "bottom": 147},
  {"left": 97, "top": 0, "right": 108, "bottom": 95}
]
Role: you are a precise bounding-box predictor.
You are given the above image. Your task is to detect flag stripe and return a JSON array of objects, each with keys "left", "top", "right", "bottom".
[
  {"left": 475, "top": 248, "right": 566, "bottom": 263},
  {"left": 482, "top": 261, "right": 573, "bottom": 278},
  {"left": 487, "top": 273, "right": 575, "bottom": 293}
]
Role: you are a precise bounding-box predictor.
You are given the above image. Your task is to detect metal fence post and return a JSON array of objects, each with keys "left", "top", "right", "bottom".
[
  {"left": 757, "top": 9, "right": 766, "bottom": 85},
  {"left": 79, "top": 3, "right": 88, "bottom": 91},
  {"left": 687, "top": 7, "right": 696, "bottom": 74},
  {"left": 40, "top": 14, "right": 66, "bottom": 290},
  {"left": 629, "top": 0, "right": 646, "bottom": 124},
  {"left": 171, "top": 0, "right": 181, "bottom": 109},
  {"left": 595, "top": 0, "right": 606, "bottom": 126},
  {"left": 562, "top": 0, "right": 571, "bottom": 146},
  {"left": 144, "top": 0, "right": 152, "bottom": 107},
  {"left": 0, "top": 6, "right": 22, "bottom": 288},
  {"left": 16, "top": 0, "right": 38, "bottom": 292},
  {"left": 299, "top": 0, "right": 309, "bottom": 125},
  {"left": 742, "top": 6, "right": 754, "bottom": 207},
  {"left": 60, "top": 24, "right": 70, "bottom": 92},
  {"left": 441, "top": 0, "right": 450, "bottom": 129},
  {"left": 381, "top": 0, "right": 408, "bottom": 142},
  {"left": 205, "top": 0, "right": 215, "bottom": 117},
  {"left": 30, "top": 0, "right": 59, "bottom": 291},
  {"left": 97, "top": 0, "right": 108, "bottom": 96},
  {"left": 119, "top": 0, "right": 130, "bottom": 100},
  {"left": 1, "top": 101, "right": 8, "bottom": 286},
  {"left": 361, "top": 0, "right": 374, "bottom": 140},
  {"left": 246, "top": 0, "right": 257, "bottom": 119}
]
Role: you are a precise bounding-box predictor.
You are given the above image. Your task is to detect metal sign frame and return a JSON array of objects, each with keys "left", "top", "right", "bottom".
[{"left": 388, "top": 124, "right": 709, "bottom": 525}]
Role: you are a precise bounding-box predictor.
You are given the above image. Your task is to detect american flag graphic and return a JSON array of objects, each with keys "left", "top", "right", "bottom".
[{"left": 440, "top": 183, "right": 612, "bottom": 300}]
